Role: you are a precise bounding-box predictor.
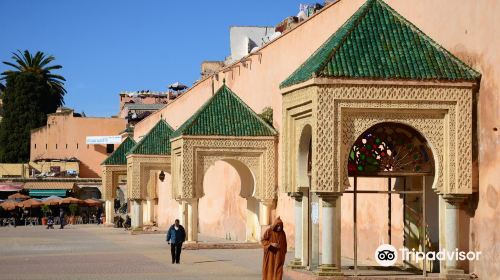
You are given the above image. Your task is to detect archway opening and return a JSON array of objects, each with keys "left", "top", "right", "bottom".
[
  {"left": 342, "top": 122, "right": 438, "bottom": 277},
  {"left": 198, "top": 159, "right": 257, "bottom": 242},
  {"left": 296, "top": 124, "right": 317, "bottom": 269}
]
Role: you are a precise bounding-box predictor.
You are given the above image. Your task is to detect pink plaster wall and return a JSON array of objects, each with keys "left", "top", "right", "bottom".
[
  {"left": 137, "top": 0, "right": 498, "bottom": 276},
  {"left": 199, "top": 161, "right": 247, "bottom": 241},
  {"left": 30, "top": 111, "right": 126, "bottom": 178},
  {"left": 155, "top": 172, "right": 179, "bottom": 229},
  {"left": 341, "top": 178, "right": 405, "bottom": 265}
]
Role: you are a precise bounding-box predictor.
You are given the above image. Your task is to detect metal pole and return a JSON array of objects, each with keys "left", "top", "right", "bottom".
[
  {"left": 388, "top": 177, "right": 392, "bottom": 245},
  {"left": 308, "top": 176, "right": 312, "bottom": 270},
  {"left": 403, "top": 177, "right": 407, "bottom": 251},
  {"left": 422, "top": 176, "right": 427, "bottom": 277},
  {"left": 354, "top": 175, "right": 358, "bottom": 276}
]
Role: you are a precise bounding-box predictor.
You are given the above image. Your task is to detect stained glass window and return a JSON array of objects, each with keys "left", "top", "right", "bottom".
[{"left": 348, "top": 123, "right": 434, "bottom": 176}]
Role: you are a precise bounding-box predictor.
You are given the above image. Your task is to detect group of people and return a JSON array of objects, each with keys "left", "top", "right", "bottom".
[
  {"left": 46, "top": 207, "right": 66, "bottom": 229},
  {"left": 165, "top": 217, "right": 287, "bottom": 280}
]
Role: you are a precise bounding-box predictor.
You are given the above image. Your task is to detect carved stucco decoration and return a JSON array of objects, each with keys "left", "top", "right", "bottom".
[
  {"left": 126, "top": 154, "right": 171, "bottom": 200},
  {"left": 282, "top": 80, "right": 475, "bottom": 196},
  {"left": 101, "top": 165, "right": 127, "bottom": 200},
  {"left": 171, "top": 136, "right": 278, "bottom": 200},
  {"left": 281, "top": 86, "right": 315, "bottom": 194}
]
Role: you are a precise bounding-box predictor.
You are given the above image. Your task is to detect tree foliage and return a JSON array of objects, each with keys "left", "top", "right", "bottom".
[
  {"left": 0, "top": 50, "right": 66, "bottom": 163},
  {"left": 258, "top": 107, "right": 274, "bottom": 127},
  {"left": 0, "top": 83, "right": 4, "bottom": 119}
]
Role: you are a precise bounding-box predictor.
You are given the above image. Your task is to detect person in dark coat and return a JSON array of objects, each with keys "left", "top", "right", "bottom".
[
  {"left": 47, "top": 215, "right": 54, "bottom": 229},
  {"left": 97, "top": 207, "right": 102, "bottom": 225},
  {"left": 59, "top": 207, "right": 65, "bottom": 229},
  {"left": 166, "top": 219, "right": 186, "bottom": 264}
]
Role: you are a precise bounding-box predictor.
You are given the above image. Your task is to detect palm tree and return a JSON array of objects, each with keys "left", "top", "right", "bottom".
[
  {"left": 0, "top": 82, "right": 4, "bottom": 119},
  {"left": 1, "top": 50, "right": 66, "bottom": 106}
]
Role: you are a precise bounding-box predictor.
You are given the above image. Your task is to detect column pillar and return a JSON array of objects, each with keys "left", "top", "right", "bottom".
[
  {"left": 187, "top": 199, "right": 198, "bottom": 242},
  {"left": 104, "top": 199, "right": 114, "bottom": 226},
  {"left": 131, "top": 199, "right": 143, "bottom": 230},
  {"left": 259, "top": 199, "right": 273, "bottom": 226},
  {"left": 316, "top": 193, "right": 342, "bottom": 276},
  {"left": 442, "top": 195, "right": 466, "bottom": 278},
  {"left": 144, "top": 198, "right": 155, "bottom": 225},
  {"left": 301, "top": 190, "right": 309, "bottom": 267},
  {"left": 288, "top": 192, "right": 304, "bottom": 268},
  {"left": 178, "top": 200, "right": 188, "bottom": 226}
]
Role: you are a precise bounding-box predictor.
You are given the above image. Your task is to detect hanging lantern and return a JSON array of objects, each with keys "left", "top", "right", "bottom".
[{"left": 159, "top": 171, "right": 165, "bottom": 182}]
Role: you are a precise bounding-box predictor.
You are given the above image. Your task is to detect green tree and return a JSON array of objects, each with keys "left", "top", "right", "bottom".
[
  {"left": 0, "top": 83, "right": 4, "bottom": 120},
  {"left": 0, "top": 50, "right": 66, "bottom": 163}
]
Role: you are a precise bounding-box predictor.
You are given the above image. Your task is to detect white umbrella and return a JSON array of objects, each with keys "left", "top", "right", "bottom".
[{"left": 168, "top": 82, "right": 188, "bottom": 91}]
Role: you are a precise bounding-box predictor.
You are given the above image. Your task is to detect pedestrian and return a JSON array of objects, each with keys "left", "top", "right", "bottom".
[
  {"left": 47, "top": 215, "right": 54, "bottom": 229},
  {"left": 97, "top": 207, "right": 102, "bottom": 225},
  {"left": 124, "top": 215, "right": 131, "bottom": 230},
  {"left": 261, "top": 216, "right": 287, "bottom": 280},
  {"left": 166, "top": 219, "right": 186, "bottom": 264},
  {"left": 114, "top": 198, "right": 120, "bottom": 213},
  {"left": 11, "top": 211, "right": 17, "bottom": 227},
  {"left": 59, "top": 207, "right": 65, "bottom": 229}
]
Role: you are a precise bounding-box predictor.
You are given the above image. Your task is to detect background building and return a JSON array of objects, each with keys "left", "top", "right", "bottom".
[{"left": 30, "top": 107, "right": 126, "bottom": 178}]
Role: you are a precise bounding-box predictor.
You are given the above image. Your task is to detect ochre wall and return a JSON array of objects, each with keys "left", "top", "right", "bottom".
[
  {"left": 0, "top": 163, "right": 26, "bottom": 177},
  {"left": 136, "top": 0, "right": 498, "bottom": 277},
  {"left": 198, "top": 161, "right": 247, "bottom": 241},
  {"left": 156, "top": 172, "right": 179, "bottom": 229},
  {"left": 30, "top": 113, "right": 126, "bottom": 178}
]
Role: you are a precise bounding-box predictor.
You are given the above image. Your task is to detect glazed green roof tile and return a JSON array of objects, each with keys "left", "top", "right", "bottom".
[
  {"left": 280, "top": 0, "right": 481, "bottom": 88},
  {"left": 172, "top": 85, "right": 277, "bottom": 137},
  {"left": 128, "top": 119, "right": 174, "bottom": 155},
  {"left": 101, "top": 137, "right": 136, "bottom": 165}
]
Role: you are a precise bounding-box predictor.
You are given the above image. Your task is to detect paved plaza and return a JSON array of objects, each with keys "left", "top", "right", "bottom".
[{"left": 0, "top": 225, "right": 294, "bottom": 280}]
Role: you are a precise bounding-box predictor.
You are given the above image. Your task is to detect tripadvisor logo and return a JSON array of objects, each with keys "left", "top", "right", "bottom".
[
  {"left": 375, "top": 244, "right": 398, "bottom": 266},
  {"left": 375, "top": 244, "right": 482, "bottom": 267}
]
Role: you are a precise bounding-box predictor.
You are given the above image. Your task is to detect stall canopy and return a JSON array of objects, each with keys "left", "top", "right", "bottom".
[
  {"left": 0, "top": 184, "right": 23, "bottom": 192},
  {"left": 23, "top": 182, "right": 76, "bottom": 197}
]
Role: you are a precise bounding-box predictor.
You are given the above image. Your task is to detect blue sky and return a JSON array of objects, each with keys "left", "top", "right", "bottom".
[{"left": 0, "top": 0, "right": 304, "bottom": 117}]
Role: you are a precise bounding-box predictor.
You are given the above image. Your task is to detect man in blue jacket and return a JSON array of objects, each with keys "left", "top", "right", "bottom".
[{"left": 166, "top": 219, "right": 186, "bottom": 264}]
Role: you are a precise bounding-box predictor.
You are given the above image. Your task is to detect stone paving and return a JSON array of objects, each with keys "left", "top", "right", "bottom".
[{"left": 0, "top": 225, "right": 294, "bottom": 280}]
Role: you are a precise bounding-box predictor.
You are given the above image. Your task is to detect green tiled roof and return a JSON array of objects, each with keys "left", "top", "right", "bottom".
[
  {"left": 101, "top": 137, "right": 136, "bottom": 165},
  {"left": 128, "top": 119, "right": 174, "bottom": 155},
  {"left": 172, "top": 85, "right": 277, "bottom": 137},
  {"left": 280, "top": 0, "right": 481, "bottom": 88}
]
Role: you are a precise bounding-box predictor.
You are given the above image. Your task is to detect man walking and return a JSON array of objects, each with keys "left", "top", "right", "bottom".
[
  {"left": 59, "top": 207, "right": 65, "bottom": 229},
  {"left": 97, "top": 207, "right": 102, "bottom": 225},
  {"left": 166, "top": 219, "right": 186, "bottom": 264}
]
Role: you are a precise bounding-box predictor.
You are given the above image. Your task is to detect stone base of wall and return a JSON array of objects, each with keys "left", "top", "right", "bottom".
[{"left": 284, "top": 268, "right": 463, "bottom": 280}]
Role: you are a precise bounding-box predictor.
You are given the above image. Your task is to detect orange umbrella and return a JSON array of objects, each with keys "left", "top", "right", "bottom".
[
  {"left": 18, "top": 198, "right": 43, "bottom": 208},
  {"left": 84, "top": 198, "right": 103, "bottom": 206},
  {"left": 0, "top": 200, "right": 20, "bottom": 211},
  {"left": 7, "top": 193, "right": 30, "bottom": 200},
  {"left": 59, "top": 197, "right": 83, "bottom": 205},
  {"left": 43, "top": 197, "right": 63, "bottom": 206}
]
